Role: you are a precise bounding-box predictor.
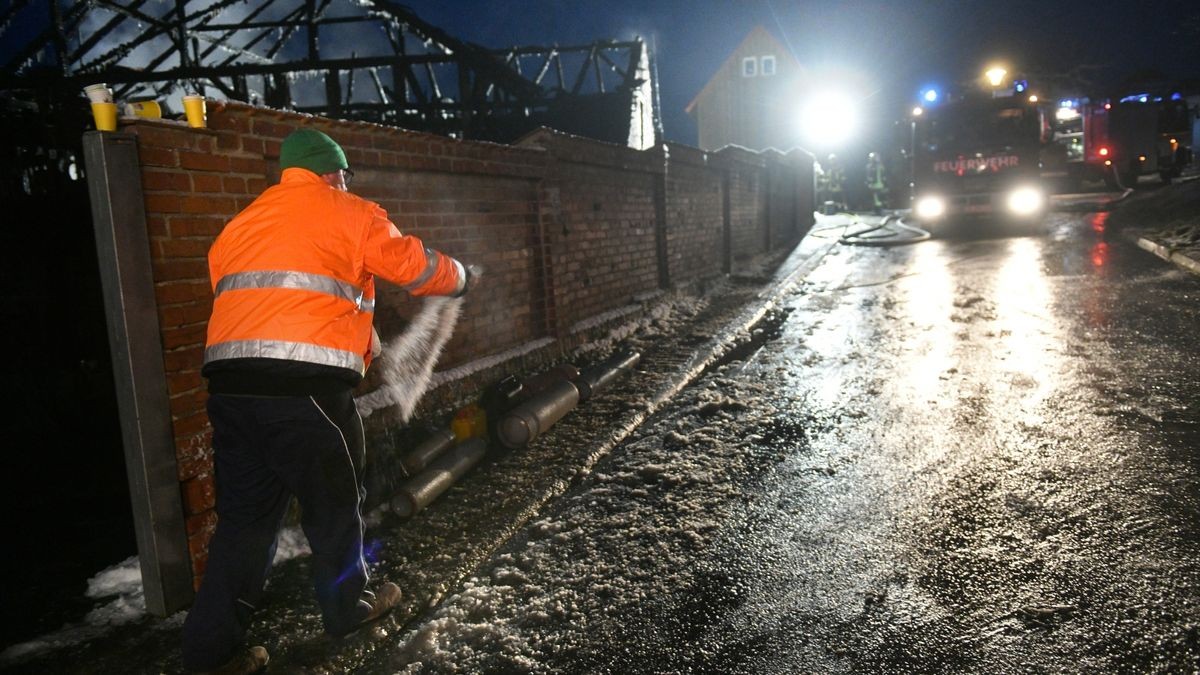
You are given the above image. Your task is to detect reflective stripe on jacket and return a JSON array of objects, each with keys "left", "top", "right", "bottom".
[{"left": 205, "top": 168, "right": 465, "bottom": 377}]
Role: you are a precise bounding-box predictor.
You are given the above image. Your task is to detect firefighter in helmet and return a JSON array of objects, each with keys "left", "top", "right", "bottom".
[
  {"left": 825, "top": 154, "right": 846, "bottom": 213},
  {"left": 865, "top": 151, "right": 888, "bottom": 215},
  {"left": 814, "top": 159, "right": 828, "bottom": 212}
]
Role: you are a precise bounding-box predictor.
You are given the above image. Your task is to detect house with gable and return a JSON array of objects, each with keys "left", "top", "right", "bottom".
[{"left": 686, "top": 26, "right": 805, "bottom": 151}]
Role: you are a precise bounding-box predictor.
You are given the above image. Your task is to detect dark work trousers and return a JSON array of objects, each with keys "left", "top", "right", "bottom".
[{"left": 182, "top": 392, "right": 372, "bottom": 671}]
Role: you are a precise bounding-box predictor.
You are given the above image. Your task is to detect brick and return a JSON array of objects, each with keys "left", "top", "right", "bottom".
[
  {"left": 146, "top": 215, "right": 168, "bottom": 237},
  {"left": 192, "top": 560, "right": 207, "bottom": 590},
  {"left": 169, "top": 384, "right": 206, "bottom": 415},
  {"left": 161, "top": 323, "right": 208, "bottom": 350},
  {"left": 216, "top": 131, "right": 240, "bottom": 151},
  {"left": 157, "top": 280, "right": 212, "bottom": 305},
  {"left": 142, "top": 169, "right": 191, "bottom": 192},
  {"left": 133, "top": 124, "right": 198, "bottom": 151},
  {"left": 182, "top": 475, "right": 216, "bottom": 515},
  {"left": 250, "top": 119, "right": 293, "bottom": 138},
  {"left": 169, "top": 215, "right": 226, "bottom": 238},
  {"left": 179, "top": 151, "right": 231, "bottom": 172},
  {"left": 159, "top": 301, "right": 212, "bottom": 328},
  {"left": 186, "top": 510, "right": 217, "bottom": 538},
  {"left": 191, "top": 173, "right": 223, "bottom": 193},
  {"left": 181, "top": 195, "right": 237, "bottom": 215},
  {"left": 230, "top": 156, "right": 268, "bottom": 174},
  {"left": 153, "top": 258, "right": 209, "bottom": 282},
  {"left": 207, "top": 112, "right": 251, "bottom": 134},
  {"left": 157, "top": 237, "right": 212, "bottom": 259},
  {"left": 170, "top": 369, "right": 204, "bottom": 393},
  {"left": 231, "top": 136, "right": 260, "bottom": 156},
  {"left": 221, "top": 176, "right": 246, "bottom": 194},
  {"left": 144, "top": 193, "right": 183, "bottom": 214},
  {"left": 177, "top": 430, "right": 213, "bottom": 482},
  {"left": 164, "top": 346, "right": 205, "bottom": 376},
  {"left": 188, "top": 531, "right": 212, "bottom": 573},
  {"left": 173, "top": 410, "right": 210, "bottom": 439}
]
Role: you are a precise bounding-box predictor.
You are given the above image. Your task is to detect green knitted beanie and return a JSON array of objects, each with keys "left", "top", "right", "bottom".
[{"left": 279, "top": 129, "right": 348, "bottom": 175}]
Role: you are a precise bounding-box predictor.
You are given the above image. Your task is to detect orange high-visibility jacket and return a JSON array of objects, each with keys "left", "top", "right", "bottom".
[{"left": 204, "top": 168, "right": 465, "bottom": 379}]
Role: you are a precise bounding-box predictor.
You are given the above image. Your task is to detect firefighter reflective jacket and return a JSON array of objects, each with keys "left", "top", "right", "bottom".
[{"left": 203, "top": 168, "right": 465, "bottom": 395}]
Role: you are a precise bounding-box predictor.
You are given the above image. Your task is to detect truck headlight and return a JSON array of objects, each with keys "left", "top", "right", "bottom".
[
  {"left": 914, "top": 195, "right": 946, "bottom": 220},
  {"left": 1007, "top": 186, "right": 1044, "bottom": 216}
]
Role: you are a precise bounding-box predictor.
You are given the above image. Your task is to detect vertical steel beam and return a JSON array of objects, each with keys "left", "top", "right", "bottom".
[
  {"left": 653, "top": 146, "right": 670, "bottom": 289},
  {"left": 721, "top": 172, "right": 732, "bottom": 274},
  {"left": 82, "top": 131, "right": 193, "bottom": 617}
]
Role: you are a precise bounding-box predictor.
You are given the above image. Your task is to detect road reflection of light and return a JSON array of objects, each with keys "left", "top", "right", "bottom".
[
  {"left": 800, "top": 250, "right": 871, "bottom": 410},
  {"left": 993, "top": 238, "right": 1057, "bottom": 410},
  {"left": 896, "top": 241, "right": 957, "bottom": 404},
  {"left": 1090, "top": 211, "right": 1109, "bottom": 233},
  {"left": 1091, "top": 241, "right": 1110, "bottom": 269}
]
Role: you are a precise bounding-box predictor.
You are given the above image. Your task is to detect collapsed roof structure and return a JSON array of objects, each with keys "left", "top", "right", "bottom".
[{"left": 1, "top": 0, "right": 661, "bottom": 148}]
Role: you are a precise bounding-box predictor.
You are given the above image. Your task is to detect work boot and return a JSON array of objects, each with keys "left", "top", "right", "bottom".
[
  {"left": 331, "top": 582, "right": 402, "bottom": 637},
  {"left": 363, "top": 582, "right": 402, "bottom": 624},
  {"left": 197, "top": 645, "right": 268, "bottom": 674}
]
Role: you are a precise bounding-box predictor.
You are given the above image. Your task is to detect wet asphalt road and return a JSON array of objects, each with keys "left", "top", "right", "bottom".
[
  {"left": 382, "top": 204, "right": 1200, "bottom": 673},
  {"left": 12, "top": 202, "right": 1196, "bottom": 675}
]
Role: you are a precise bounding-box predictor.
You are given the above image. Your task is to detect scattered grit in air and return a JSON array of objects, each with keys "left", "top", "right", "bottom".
[{"left": 356, "top": 294, "right": 465, "bottom": 420}]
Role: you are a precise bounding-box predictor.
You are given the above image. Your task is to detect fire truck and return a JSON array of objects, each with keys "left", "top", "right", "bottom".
[
  {"left": 909, "top": 88, "right": 1048, "bottom": 225},
  {"left": 1079, "top": 94, "right": 1192, "bottom": 188}
]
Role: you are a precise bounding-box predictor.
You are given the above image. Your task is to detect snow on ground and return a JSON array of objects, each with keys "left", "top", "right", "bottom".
[
  {"left": 1112, "top": 175, "right": 1200, "bottom": 255},
  {"left": 0, "top": 281, "right": 723, "bottom": 666},
  {"left": 383, "top": 372, "right": 780, "bottom": 673},
  {"left": 0, "top": 557, "right": 156, "bottom": 664}
]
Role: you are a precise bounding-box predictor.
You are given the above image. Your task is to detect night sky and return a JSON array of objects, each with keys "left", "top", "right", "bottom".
[
  {"left": 3, "top": 0, "right": 1198, "bottom": 149},
  {"left": 404, "top": 0, "right": 1200, "bottom": 147}
]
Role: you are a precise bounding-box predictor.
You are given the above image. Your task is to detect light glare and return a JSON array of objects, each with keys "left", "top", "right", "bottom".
[
  {"left": 915, "top": 196, "right": 946, "bottom": 220},
  {"left": 800, "top": 91, "right": 858, "bottom": 148},
  {"left": 1007, "top": 186, "right": 1043, "bottom": 215}
]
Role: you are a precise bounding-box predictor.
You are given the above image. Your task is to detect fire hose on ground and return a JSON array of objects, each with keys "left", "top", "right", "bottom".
[
  {"left": 837, "top": 213, "right": 931, "bottom": 246},
  {"left": 387, "top": 350, "right": 642, "bottom": 519}
]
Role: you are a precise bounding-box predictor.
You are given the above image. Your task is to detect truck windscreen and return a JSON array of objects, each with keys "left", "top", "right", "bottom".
[{"left": 921, "top": 103, "right": 1039, "bottom": 154}]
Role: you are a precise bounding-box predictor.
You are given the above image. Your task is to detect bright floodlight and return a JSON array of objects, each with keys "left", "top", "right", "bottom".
[
  {"left": 985, "top": 66, "right": 1007, "bottom": 87},
  {"left": 922, "top": 88, "right": 939, "bottom": 103},
  {"left": 912, "top": 106, "right": 924, "bottom": 117},
  {"left": 800, "top": 91, "right": 858, "bottom": 147},
  {"left": 1007, "top": 186, "right": 1043, "bottom": 216},
  {"left": 914, "top": 195, "right": 946, "bottom": 220}
]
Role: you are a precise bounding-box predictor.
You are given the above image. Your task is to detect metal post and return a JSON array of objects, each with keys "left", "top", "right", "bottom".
[
  {"left": 82, "top": 131, "right": 193, "bottom": 617},
  {"left": 721, "top": 171, "right": 732, "bottom": 274},
  {"left": 654, "top": 145, "right": 670, "bottom": 289}
]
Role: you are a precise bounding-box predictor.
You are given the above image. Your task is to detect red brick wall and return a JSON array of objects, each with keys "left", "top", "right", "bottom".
[
  {"left": 663, "top": 143, "right": 724, "bottom": 283},
  {"left": 121, "top": 103, "right": 811, "bottom": 585},
  {"left": 787, "top": 148, "right": 816, "bottom": 241},
  {"left": 517, "top": 129, "right": 662, "bottom": 332},
  {"left": 713, "top": 147, "right": 769, "bottom": 262}
]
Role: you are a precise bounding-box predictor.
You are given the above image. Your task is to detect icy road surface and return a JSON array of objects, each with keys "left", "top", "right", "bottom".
[{"left": 369, "top": 211, "right": 1200, "bottom": 673}]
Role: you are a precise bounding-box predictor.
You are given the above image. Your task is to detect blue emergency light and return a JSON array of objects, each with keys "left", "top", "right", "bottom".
[{"left": 1013, "top": 79, "right": 1028, "bottom": 93}]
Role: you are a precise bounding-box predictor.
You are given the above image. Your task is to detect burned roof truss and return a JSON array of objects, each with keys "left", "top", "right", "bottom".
[{"left": 1, "top": 0, "right": 659, "bottom": 146}]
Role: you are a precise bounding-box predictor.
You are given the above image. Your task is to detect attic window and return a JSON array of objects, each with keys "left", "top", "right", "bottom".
[
  {"left": 761, "top": 55, "right": 776, "bottom": 76},
  {"left": 742, "top": 57, "right": 757, "bottom": 77}
]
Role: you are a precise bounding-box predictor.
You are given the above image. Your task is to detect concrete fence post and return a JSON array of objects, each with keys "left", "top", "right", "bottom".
[
  {"left": 82, "top": 131, "right": 193, "bottom": 617},
  {"left": 653, "top": 145, "right": 670, "bottom": 289},
  {"left": 721, "top": 170, "right": 732, "bottom": 274}
]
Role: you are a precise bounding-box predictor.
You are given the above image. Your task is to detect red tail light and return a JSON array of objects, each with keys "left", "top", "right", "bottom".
[{"left": 1098, "top": 147, "right": 1109, "bottom": 157}]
